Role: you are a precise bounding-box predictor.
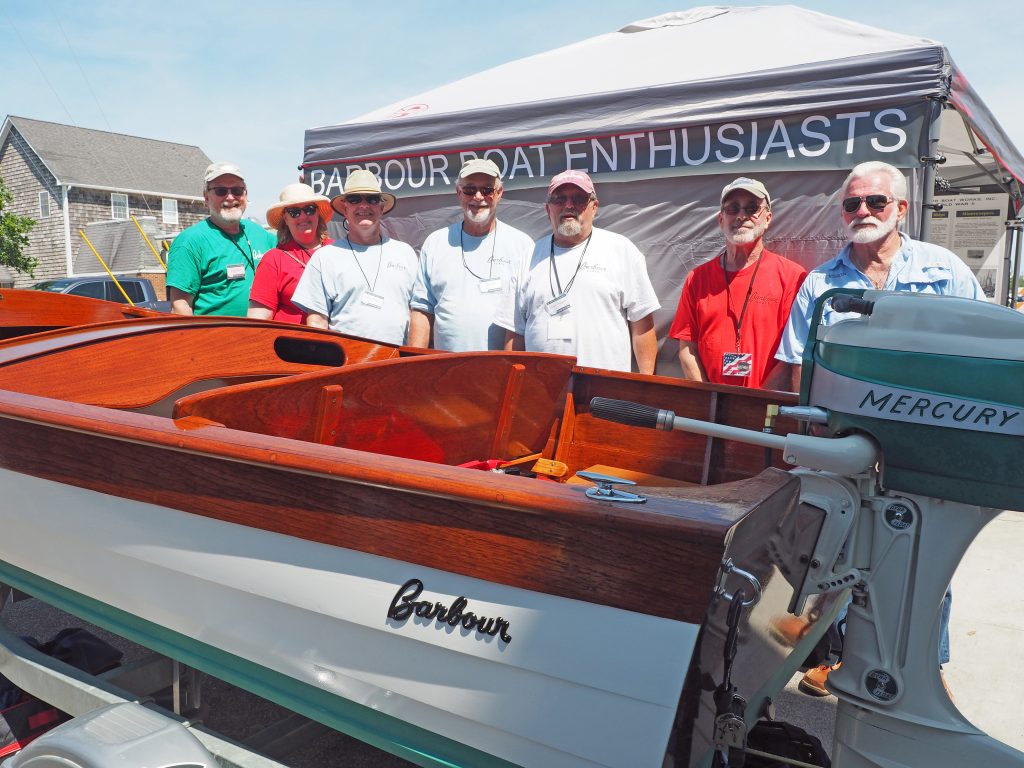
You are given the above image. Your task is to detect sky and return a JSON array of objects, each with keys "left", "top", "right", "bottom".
[{"left": 2, "top": 0, "right": 1023, "bottom": 224}]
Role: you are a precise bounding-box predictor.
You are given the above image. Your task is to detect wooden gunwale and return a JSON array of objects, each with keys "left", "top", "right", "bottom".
[{"left": 0, "top": 288, "right": 160, "bottom": 339}]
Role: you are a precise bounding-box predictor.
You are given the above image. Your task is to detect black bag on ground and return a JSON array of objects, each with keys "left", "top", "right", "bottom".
[{"left": 744, "top": 719, "right": 831, "bottom": 768}]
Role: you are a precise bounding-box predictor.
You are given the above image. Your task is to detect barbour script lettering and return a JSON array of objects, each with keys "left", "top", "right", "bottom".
[
  {"left": 388, "top": 578, "right": 512, "bottom": 644},
  {"left": 858, "top": 389, "right": 1021, "bottom": 430}
]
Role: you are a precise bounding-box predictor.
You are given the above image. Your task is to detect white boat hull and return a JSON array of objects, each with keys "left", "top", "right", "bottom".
[{"left": 0, "top": 468, "right": 698, "bottom": 767}]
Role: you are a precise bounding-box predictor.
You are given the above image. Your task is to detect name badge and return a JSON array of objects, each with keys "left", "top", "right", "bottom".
[
  {"left": 478, "top": 277, "right": 502, "bottom": 294},
  {"left": 225, "top": 263, "right": 246, "bottom": 280},
  {"left": 722, "top": 352, "right": 753, "bottom": 377},
  {"left": 360, "top": 291, "right": 385, "bottom": 309},
  {"left": 547, "top": 313, "right": 573, "bottom": 341},
  {"left": 545, "top": 293, "right": 571, "bottom": 316}
]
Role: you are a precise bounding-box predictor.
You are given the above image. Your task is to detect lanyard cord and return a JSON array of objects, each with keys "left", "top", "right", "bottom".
[
  {"left": 548, "top": 233, "right": 593, "bottom": 297},
  {"left": 227, "top": 234, "right": 255, "bottom": 272},
  {"left": 283, "top": 242, "right": 319, "bottom": 269},
  {"left": 722, "top": 250, "right": 765, "bottom": 351},
  {"left": 460, "top": 223, "right": 498, "bottom": 280},
  {"left": 346, "top": 236, "right": 383, "bottom": 293}
]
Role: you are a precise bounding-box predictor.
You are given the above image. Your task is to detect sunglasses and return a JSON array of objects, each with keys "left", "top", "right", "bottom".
[
  {"left": 459, "top": 185, "right": 496, "bottom": 197},
  {"left": 345, "top": 194, "right": 383, "bottom": 205},
  {"left": 284, "top": 205, "right": 319, "bottom": 218},
  {"left": 722, "top": 202, "right": 766, "bottom": 217},
  {"left": 548, "top": 193, "right": 592, "bottom": 207},
  {"left": 208, "top": 186, "right": 246, "bottom": 197},
  {"left": 842, "top": 195, "right": 893, "bottom": 213}
]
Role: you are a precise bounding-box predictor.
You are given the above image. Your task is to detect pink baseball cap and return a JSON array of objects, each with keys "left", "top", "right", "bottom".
[{"left": 547, "top": 169, "right": 595, "bottom": 197}]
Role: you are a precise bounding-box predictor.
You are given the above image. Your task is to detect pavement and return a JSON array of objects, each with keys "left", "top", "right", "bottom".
[{"left": 3, "top": 511, "right": 1022, "bottom": 766}]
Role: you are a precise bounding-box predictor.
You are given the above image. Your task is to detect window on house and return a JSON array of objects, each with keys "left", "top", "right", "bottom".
[
  {"left": 39, "top": 191, "right": 50, "bottom": 218},
  {"left": 162, "top": 198, "right": 179, "bottom": 226},
  {"left": 111, "top": 193, "right": 129, "bottom": 220}
]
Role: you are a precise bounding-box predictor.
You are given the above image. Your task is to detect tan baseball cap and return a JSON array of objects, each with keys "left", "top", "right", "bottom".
[
  {"left": 458, "top": 158, "right": 501, "bottom": 179},
  {"left": 720, "top": 177, "right": 771, "bottom": 208},
  {"left": 204, "top": 161, "right": 245, "bottom": 184}
]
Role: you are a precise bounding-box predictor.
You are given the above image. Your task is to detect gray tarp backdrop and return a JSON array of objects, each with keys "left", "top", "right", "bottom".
[{"left": 302, "top": 6, "right": 1024, "bottom": 375}]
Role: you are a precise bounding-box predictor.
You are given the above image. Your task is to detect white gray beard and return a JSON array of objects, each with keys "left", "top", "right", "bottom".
[
  {"left": 846, "top": 213, "right": 898, "bottom": 244},
  {"left": 465, "top": 207, "right": 494, "bottom": 226},
  {"left": 725, "top": 221, "right": 767, "bottom": 245},
  {"left": 556, "top": 217, "right": 582, "bottom": 238},
  {"left": 210, "top": 206, "right": 244, "bottom": 229}
]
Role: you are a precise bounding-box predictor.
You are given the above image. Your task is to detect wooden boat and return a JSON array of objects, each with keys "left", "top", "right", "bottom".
[
  {"left": 0, "top": 319, "right": 816, "bottom": 768},
  {"left": 0, "top": 287, "right": 161, "bottom": 339},
  {"left": 4, "top": 291, "right": 1020, "bottom": 767}
]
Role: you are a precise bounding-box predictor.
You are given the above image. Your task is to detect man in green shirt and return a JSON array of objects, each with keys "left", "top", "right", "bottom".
[{"left": 167, "top": 162, "right": 276, "bottom": 316}]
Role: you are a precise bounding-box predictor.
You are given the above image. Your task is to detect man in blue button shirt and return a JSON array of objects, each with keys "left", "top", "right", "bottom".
[{"left": 767, "top": 160, "right": 984, "bottom": 392}]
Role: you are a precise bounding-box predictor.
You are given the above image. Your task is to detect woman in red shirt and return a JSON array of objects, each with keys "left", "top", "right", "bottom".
[{"left": 248, "top": 183, "right": 334, "bottom": 323}]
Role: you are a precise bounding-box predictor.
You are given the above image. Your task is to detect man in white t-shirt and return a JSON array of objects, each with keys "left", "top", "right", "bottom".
[
  {"left": 292, "top": 170, "right": 416, "bottom": 345},
  {"left": 409, "top": 158, "right": 534, "bottom": 351},
  {"left": 496, "top": 170, "right": 660, "bottom": 373}
]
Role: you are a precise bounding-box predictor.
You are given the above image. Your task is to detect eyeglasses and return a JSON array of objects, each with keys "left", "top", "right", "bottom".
[
  {"left": 345, "top": 194, "right": 382, "bottom": 205},
  {"left": 284, "top": 205, "right": 319, "bottom": 218},
  {"left": 548, "top": 193, "right": 592, "bottom": 207},
  {"left": 208, "top": 186, "right": 246, "bottom": 197},
  {"left": 722, "top": 202, "right": 766, "bottom": 217},
  {"left": 459, "top": 185, "right": 496, "bottom": 197},
  {"left": 842, "top": 195, "right": 893, "bottom": 213}
]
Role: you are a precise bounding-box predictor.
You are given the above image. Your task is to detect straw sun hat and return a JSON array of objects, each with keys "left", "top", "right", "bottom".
[
  {"left": 266, "top": 183, "right": 333, "bottom": 229},
  {"left": 330, "top": 170, "right": 397, "bottom": 216}
]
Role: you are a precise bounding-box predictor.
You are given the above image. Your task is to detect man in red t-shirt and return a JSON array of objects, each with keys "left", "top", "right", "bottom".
[{"left": 669, "top": 178, "right": 806, "bottom": 389}]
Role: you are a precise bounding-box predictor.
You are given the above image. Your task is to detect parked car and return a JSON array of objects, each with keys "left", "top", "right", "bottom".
[{"left": 30, "top": 275, "right": 170, "bottom": 312}]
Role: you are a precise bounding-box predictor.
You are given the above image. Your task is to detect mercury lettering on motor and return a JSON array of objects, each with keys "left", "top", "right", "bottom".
[
  {"left": 388, "top": 578, "right": 512, "bottom": 644},
  {"left": 859, "top": 389, "right": 1020, "bottom": 429}
]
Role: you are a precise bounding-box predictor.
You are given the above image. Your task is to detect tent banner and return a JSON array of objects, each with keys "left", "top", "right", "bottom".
[{"left": 306, "top": 102, "right": 929, "bottom": 199}]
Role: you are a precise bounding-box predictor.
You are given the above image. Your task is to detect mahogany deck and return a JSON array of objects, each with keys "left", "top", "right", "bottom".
[
  {"left": 0, "top": 316, "right": 410, "bottom": 413},
  {"left": 0, "top": 288, "right": 160, "bottom": 339}
]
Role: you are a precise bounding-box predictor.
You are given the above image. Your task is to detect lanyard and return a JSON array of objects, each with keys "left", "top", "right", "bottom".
[
  {"left": 227, "top": 234, "right": 255, "bottom": 272},
  {"left": 460, "top": 223, "right": 498, "bottom": 280},
  {"left": 722, "top": 251, "right": 764, "bottom": 351},
  {"left": 548, "top": 233, "right": 592, "bottom": 297},
  {"left": 283, "top": 242, "right": 319, "bottom": 269},
  {"left": 346, "top": 236, "right": 383, "bottom": 293}
]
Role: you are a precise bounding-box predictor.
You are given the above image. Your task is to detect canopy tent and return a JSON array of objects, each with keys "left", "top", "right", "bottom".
[{"left": 303, "top": 5, "right": 1024, "bottom": 374}]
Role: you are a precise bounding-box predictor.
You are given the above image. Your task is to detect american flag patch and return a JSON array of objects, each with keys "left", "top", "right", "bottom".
[{"left": 722, "top": 352, "right": 753, "bottom": 377}]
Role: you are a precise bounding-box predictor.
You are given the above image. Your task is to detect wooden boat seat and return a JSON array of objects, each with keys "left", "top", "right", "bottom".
[
  {"left": 174, "top": 352, "right": 576, "bottom": 467},
  {"left": 566, "top": 464, "right": 698, "bottom": 488}
]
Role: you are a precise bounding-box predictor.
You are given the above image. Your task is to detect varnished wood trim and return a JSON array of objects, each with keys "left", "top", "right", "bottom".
[
  {"left": 314, "top": 385, "right": 344, "bottom": 445},
  {"left": 490, "top": 363, "right": 525, "bottom": 458}
]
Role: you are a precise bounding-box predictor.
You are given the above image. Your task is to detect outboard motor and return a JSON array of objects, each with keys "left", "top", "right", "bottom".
[{"left": 801, "top": 289, "right": 1024, "bottom": 513}]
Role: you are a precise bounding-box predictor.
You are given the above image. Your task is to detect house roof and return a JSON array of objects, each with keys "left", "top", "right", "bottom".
[{"left": 2, "top": 116, "right": 211, "bottom": 199}]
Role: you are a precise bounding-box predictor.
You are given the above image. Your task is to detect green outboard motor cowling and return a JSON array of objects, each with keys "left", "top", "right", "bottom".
[{"left": 804, "top": 290, "right": 1024, "bottom": 511}]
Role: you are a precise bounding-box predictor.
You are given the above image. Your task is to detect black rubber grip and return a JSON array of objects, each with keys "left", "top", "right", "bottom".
[
  {"left": 831, "top": 295, "right": 874, "bottom": 316},
  {"left": 590, "top": 397, "right": 662, "bottom": 429}
]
